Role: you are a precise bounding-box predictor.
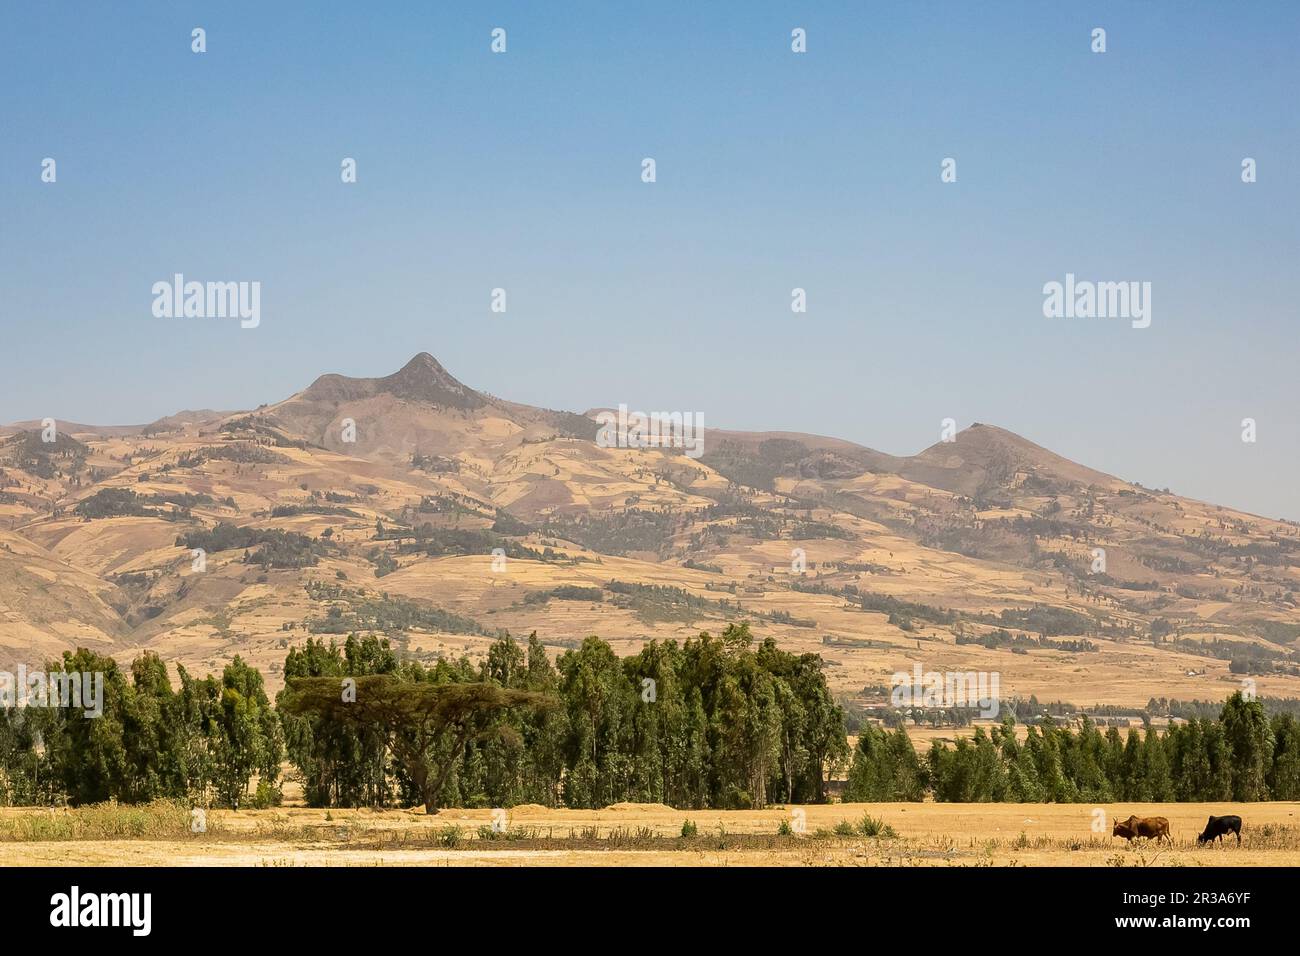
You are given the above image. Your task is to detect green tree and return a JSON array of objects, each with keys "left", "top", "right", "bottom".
[
  {"left": 1139, "top": 725, "right": 1173, "bottom": 802},
  {"left": 845, "top": 724, "right": 923, "bottom": 801},
  {"left": 49, "top": 649, "right": 129, "bottom": 804},
  {"left": 192, "top": 657, "right": 283, "bottom": 809},
  {"left": 1170, "top": 719, "right": 1213, "bottom": 801},
  {"left": 283, "top": 674, "right": 550, "bottom": 813},
  {"left": 1267, "top": 713, "right": 1300, "bottom": 800},
  {"left": 1220, "top": 692, "right": 1272, "bottom": 801},
  {"left": 278, "top": 635, "right": 395, "bottom": 807}
]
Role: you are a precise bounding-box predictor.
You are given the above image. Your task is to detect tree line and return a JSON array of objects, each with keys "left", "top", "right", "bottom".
[
  {"left": 1, "top": 623, "right": 845, "bottom": 812},
  {"left": 3, "top": 628, "right": 1297, "bottom": 810},
  {"left": 0, "top": 649, "right": 281, "bottom": 808},
  {"left": 846, "top": 692, "right": 1300, "bottom": 802}
]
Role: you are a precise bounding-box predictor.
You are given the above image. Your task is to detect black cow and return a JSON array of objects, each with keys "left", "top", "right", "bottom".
[{"left": 1197, "top": 815, "right": 1242, "bottom": 845}]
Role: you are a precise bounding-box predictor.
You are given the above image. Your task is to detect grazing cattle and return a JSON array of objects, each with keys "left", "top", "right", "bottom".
[
  {"left": 1113, "top": 814, "right": 1171, "bottom": 843},
  {"left": 1197, "top": 815, "right": 1242, "bottom": 845}
]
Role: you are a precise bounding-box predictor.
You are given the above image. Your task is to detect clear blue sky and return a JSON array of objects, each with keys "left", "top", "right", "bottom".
[{"left": 2, "top": 1, "right": 1296, "bottom": 519}]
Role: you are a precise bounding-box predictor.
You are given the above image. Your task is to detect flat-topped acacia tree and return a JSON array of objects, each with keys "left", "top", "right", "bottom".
[{"left": 282, "top": 676, "right": 552, "bottom": 814}]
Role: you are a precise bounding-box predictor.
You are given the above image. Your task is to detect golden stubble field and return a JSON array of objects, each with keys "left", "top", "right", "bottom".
[{"left": 3, "top": 801, "right": 1297, "bottom": 867}]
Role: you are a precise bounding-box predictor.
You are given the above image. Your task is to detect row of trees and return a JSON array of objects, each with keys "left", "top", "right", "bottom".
[
  {"left": 3, "top": 631, "right": 1296, "bottom": 810},
  {"left": 0, "top": 624, "right": 845, "bottom": 813},
  {"left": 0, "top": 650, "right": 281, "bottom": 808},
  {"left": 278, "top": 623, "right": 847, "bottom": 812},
  {"left": 846, "top": 693, "right": 1300, "bottom": 802}
]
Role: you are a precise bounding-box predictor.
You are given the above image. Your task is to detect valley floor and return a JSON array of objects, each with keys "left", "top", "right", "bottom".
[{"left": 3, "top": 801, "right": 1296, "bottom": 867}]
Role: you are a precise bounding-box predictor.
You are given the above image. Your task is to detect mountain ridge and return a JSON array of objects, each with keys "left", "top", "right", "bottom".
[{"left": 0, "top": 353, "right": 1133, "bottom": 502}]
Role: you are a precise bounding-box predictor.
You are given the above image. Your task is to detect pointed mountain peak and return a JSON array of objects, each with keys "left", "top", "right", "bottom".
[
  {"left": 379, "top": 353, "right": 485, "bottom": 409},
  {"left": 905, "top": 421, "right": 1119, "bottom": 496},
  {"left": 294, "top": 351, "right": 487, "bottom": 411},
  {"left": 397, "top": 352, "right": 444, "bottom": 374}
]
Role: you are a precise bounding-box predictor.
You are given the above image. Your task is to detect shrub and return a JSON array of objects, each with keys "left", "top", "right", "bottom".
[
  {"left": 856, "top": 814, "right": 896, "bottom": 838},
  {"left": 435, "top": 826, "right": 465, "bottom": 848}
]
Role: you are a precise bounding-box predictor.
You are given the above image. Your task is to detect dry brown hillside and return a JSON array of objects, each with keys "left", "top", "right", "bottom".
[{"left": 3, "top": 353, "right": 1298, "bottom": 715}]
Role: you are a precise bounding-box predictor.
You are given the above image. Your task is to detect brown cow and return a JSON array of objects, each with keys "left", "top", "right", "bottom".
[{"left": 1113, "top": 814, "right": 1171, "bottom": 843}]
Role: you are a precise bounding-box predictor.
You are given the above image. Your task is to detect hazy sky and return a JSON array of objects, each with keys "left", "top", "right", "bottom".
[{"left": 2, "top": 2, "right": 1296, "bottom": 519}]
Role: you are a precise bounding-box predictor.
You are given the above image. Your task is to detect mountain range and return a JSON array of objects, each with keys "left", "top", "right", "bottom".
[{"left": 3, "top": 353, "right": 1298, "bottom": 710}]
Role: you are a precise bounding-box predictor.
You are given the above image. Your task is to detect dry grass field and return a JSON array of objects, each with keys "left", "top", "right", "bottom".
[{"left": 2, "top": 800, "right": 1296, "bottom": 867}]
